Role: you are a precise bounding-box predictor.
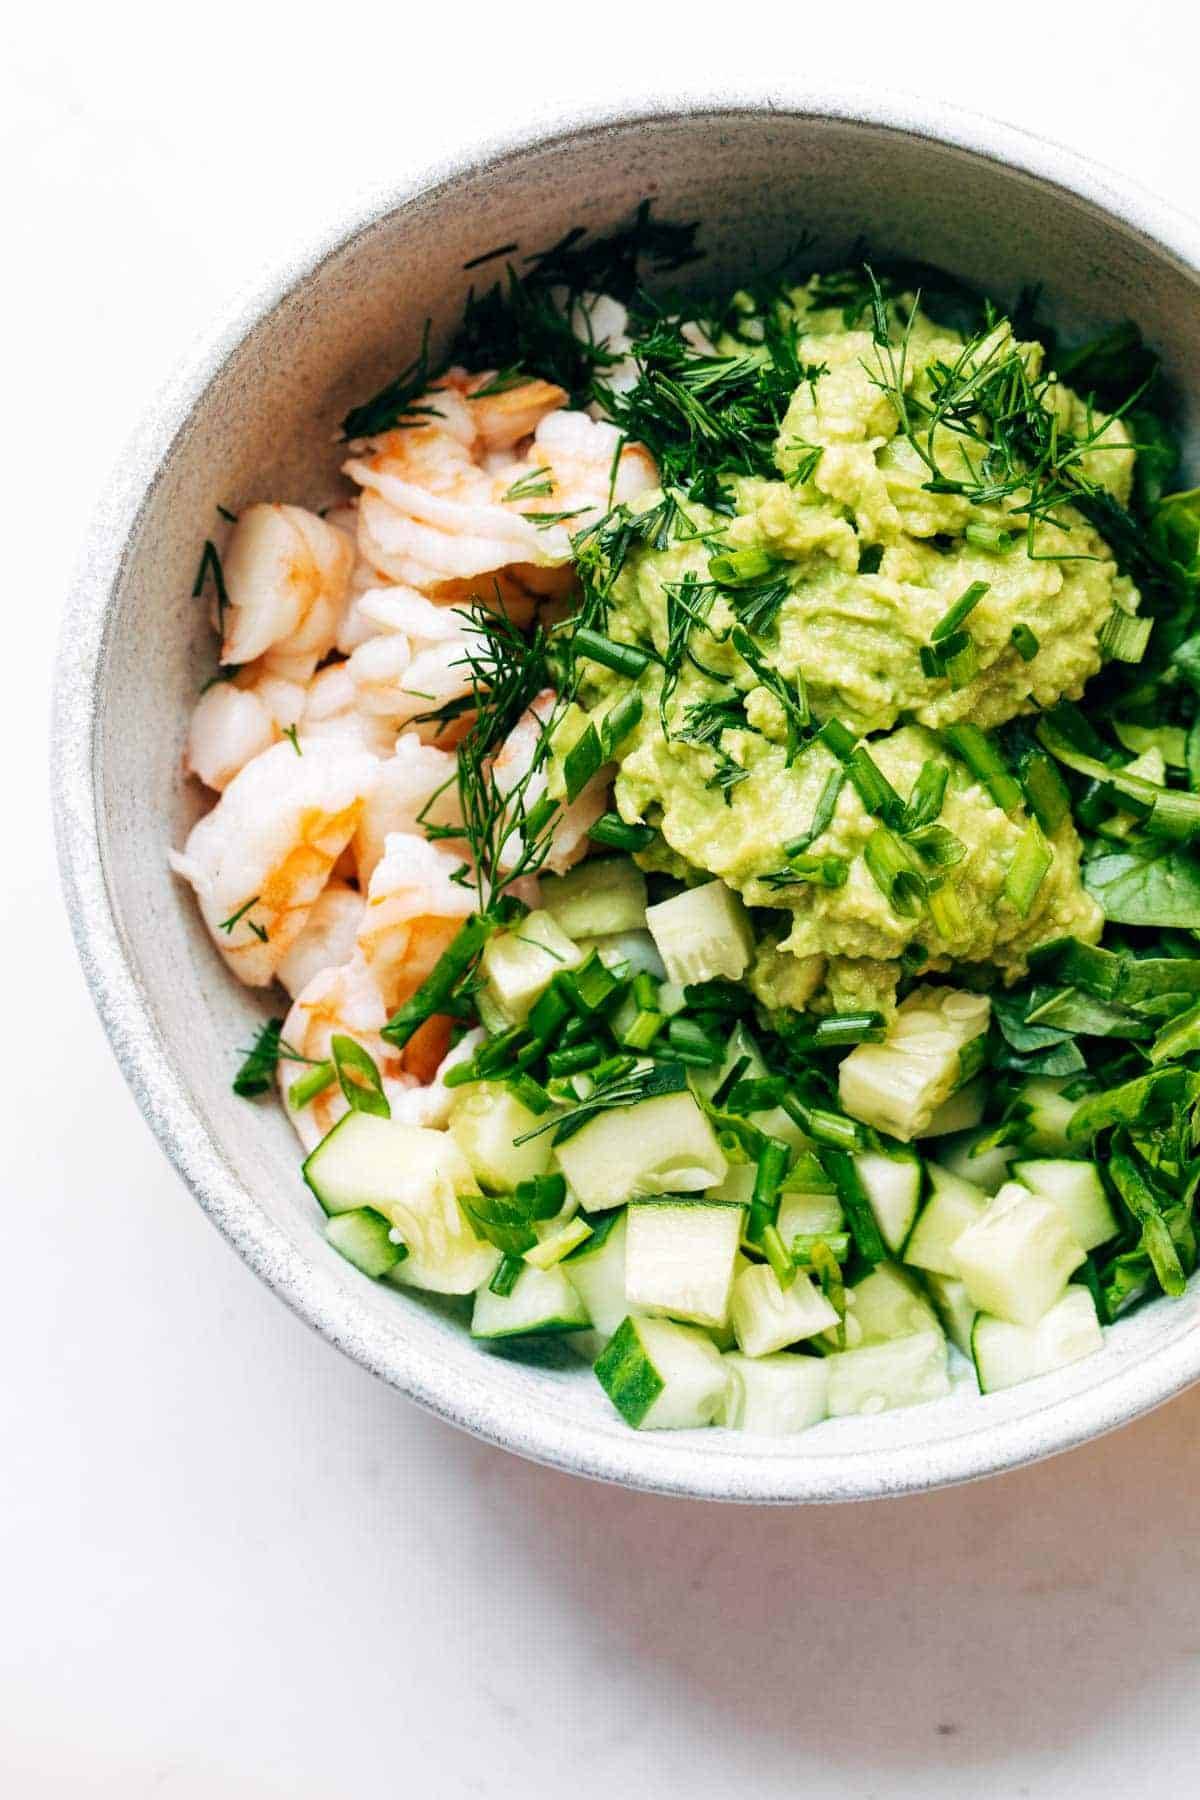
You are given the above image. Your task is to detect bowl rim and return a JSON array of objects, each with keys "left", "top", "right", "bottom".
[{"left": 52, "top": 87, "right": 1200, "bottom": 1503}]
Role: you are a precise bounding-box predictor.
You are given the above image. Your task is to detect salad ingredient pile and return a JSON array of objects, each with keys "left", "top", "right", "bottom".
[{"left": 173, "top": 210, "right": 1200, "bottom": 1437}]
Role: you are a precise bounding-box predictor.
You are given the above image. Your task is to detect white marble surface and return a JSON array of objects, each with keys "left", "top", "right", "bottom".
[{"left": 9, "top": 3, "right": 1200, "bottom": 1791}]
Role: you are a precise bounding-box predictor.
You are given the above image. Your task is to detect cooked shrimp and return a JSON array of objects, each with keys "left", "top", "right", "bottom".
[
  {"left": 459, "top": 371, "right": 567, "bottom": 450},
  {"left": 356, "top": 831, "right": 477, "bottom": 1012},
  {"left": 345, "top": 394, "right": 657, "bottom": 593},
  {"left": 300, "top": 664, "right": 400, "bottom": 758},
  {"left": 275, "top": 881, "right": 365, "bottom": 999},
  {"left": 492, "top": 688, "right": 609, "bottom": 877},
  {"left": 277, "top": 953, "right": 481, "bottom": 1151},
  {"left": 220, "top": 504, "right": 353, "bottom": 669},
  {"left": 185, "top": 666, "right": 306, "bottom": 791},
  {"left": 168, "top": 739, "right": 377, "bottom": 986},
  {"left": 354, "top": 733, "right": 462, "bottom": 886},
  {"left": 344, "top": 588, "right": 486, "bottom": 731}
]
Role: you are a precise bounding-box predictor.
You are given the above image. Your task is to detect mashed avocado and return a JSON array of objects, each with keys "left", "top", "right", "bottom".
[{"left": 568, "top": 281, "right": 1124, "bottom": 1000}]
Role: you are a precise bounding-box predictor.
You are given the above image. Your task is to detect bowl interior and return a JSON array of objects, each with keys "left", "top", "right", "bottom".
[{"left": 75, "top": 106, "right": 1200, "bottom": 1499}]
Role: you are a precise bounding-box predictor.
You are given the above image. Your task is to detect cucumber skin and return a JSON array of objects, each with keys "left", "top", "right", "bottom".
[
  {"left": 594, "top": 1317, "right": 665, "bottom": 1426},
  {"left": 325, "top": 1208, "right": 405, "bottom": 1279}
]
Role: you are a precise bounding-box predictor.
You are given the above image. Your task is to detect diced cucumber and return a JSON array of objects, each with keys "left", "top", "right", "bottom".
[
  {"left": 1017, "top": 1077, "right": 1081, "bottom": 1154},
  {"left": 554, "top": 1090, "right": 727, "bottom": 1210},
  {"left": 577, "top": 930, "right": 665, "bottom": 980},
  {"left": 524, "top": 1216, "right": 592, "bottom": 1269},
  {"left": 718, "top": 1352, "right": 829, "bottom": 1434},
  {"left": 707, "top": 1161, "right": 758, "bottom": 1206},
  {"left": 479, "top": 910, "right": 583, "bottom": 1024},
  {"left": 854, "top": 1150, "right": 922, "bottom": 1254},
  {"left": 562, "top": 1209, "right": 634, "bottom": 1336},
  {"left": 594, "top": 1316, "right": 728, "bottom": 1429},
  {"left": 838, "top": 986, "right": 991, "bottom": 1142},
  {"left": 951, "top": 1181, "right": 1085, "bottom": 1325},
  {"left": 971, "top": 1287, "right": 1103, "bottom": 1394},
  {"left": 826, "top": 1263, "right": 940, "bottom": 1350},
  {"left": 325, "top": 1207, "right": 405, "bottom": 1279},
  {"left": 1011, "top": 1159, "right": 1119, "bottom": 1252},
  {"left": 902, "top": 1164, "right": 987, "bottom": 1277},
  {"left": 730, "top": 1263, "right": 840, "bottom": 1357},
  {"left": 777, "top": 1189, "right": 845, "bottom": 1244},
  {"left": 826, "top": 1330, "right": 951, "bottom": 1416},
  {"left": 303, "top": 1113, "right": 498, "bottom": 1293},
  {"left": 922, "top": 1077, "right": 986, "bottom": 1138},
  {"left": 449, "top": 1084, "right": 556, "bottom": 1193},
  {"left": 471, "top": 1264, "right": 591, "bottom": 1339},
  {"left": 541, "top": 857, "right": 648, "bottom": 940},
  {"left": 644, "top": 879, "right": 754, "bottom": 986},
  {"left": 937, "top": 1127, "right": 1016, "bottom": 1194},
  {"left": 922, "top": 1271, "right": 977, "bottom": 1355},
  {"left": 624, "top": 1200, "right": 744, "bottom": 1329}
]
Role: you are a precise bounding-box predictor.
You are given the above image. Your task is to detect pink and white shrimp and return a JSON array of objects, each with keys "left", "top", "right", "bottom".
[
  {"left": 168, "top": 739, "right": 377, "bottom": 986},
  {"left": 218, "top": 504, "right": 354, "bottom": 671},
  {"left": 185, "top": 666, "right": 306, "bottom": 792},
  {"left": 354, "top": 733, "right": 463, "bottom": 887},
  {"left": 356, "top": 831, "right": 478, "bottom": 1013},
  {"left": 492, "top": 689, "right": 609, "bottom": 878}
]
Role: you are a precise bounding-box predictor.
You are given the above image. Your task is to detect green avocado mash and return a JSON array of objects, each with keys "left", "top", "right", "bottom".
[{"left": 565, "top": 280, "right": 1130, "bottom": 1001}]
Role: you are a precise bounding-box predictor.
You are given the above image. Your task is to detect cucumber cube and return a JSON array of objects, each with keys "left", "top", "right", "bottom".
[
  {"left": 554, "top": 1089, "right": 727, "bottom": 1210},
  {"left": 644, "top": 880, "right": 754, "bottom": 986},
  {"left": 562, "top": 1210, "right": 633, "bottom": 1336},
  {"left": 325, "top": 1207, "right": 405, "bottom": 1279},
  {"left": 730, "top": 1263, "right": 840, "bottom": 1358},
  {"left": 826, "top": 1330, "right": 951, "bottom": 1416},
  {"left": 541, "top": 858, "right": 648, "bottom": 940},
  {"left": 471, "top": 1264, "right": 591, "bottom": 1339},
  {"left": 922, "top": 1076, "right": 986, "bottom": 1138},
  {"left": 480, "top": 911, "right": 582, "bottom": 1024},
  {"left": 838, "top": 986, "right": 991, "bottom": 1142},
  {"left": 951, "top": 1182, "right": 1085, "bottom": 1325},
  {"left": 854, "top": 1150, "right": 922, "bottom": 1253},
  {"left": 936, "top": 1127, "right": 1016, "bottom": 1194},
  {"left": 595, "top": 1316, "right": 728, "bottom": 1429},
  {"left": 971, "top": 1287, "right": 1103, "bottom": 1394},
  {"left": 449, "top": 1084, "right": 556, "bottom": 1194},
  {"left": 718, "top": 1352, "right": 829, "bottom": 1434},
  {"left": 1010, "top": 1159, "right": 1119, "bottom": 1252},
  {"left": 776, "top": 1189, "right": 845, "bottom": 1244},
  {"left": 625, "top": 1200, "right": 744, "bottom": 1328},
  {"left": 922, "top": 1271, "right": 977, "bottom": 1355},
  {"left": 1018, "top": 1078, "right": 1081, "bottom": 1153},
  {"left": 902, "top": 1164, "right": 988, "bottom": 1277},
  {"left": 827, "top": 1263, "right": 940, "bottom": 1350}
]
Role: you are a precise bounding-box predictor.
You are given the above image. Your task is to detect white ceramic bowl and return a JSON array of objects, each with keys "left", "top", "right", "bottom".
[{"left": 53, "top": 93, "right": 1200, "bottom": 1502}]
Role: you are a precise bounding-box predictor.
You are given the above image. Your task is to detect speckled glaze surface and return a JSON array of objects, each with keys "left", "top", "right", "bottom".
[{"left": 52, "top": 92, "right": 1200, "bottom": 1502}]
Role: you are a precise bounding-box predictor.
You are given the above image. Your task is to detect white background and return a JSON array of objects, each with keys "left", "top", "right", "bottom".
[{"left": 7, "top": 3, "right": 1200, "bottom": 1793}]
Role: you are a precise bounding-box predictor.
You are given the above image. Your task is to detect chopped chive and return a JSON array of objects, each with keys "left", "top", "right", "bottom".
[
  {"left": 780, "top": 1095, "right": 866, "bottom": 1151},
  {"left": 1099, "top": 609, "right": 1153, "bottom": 663},
  {"left": 590, "top": 1053, "right": 637, "bottom": 1085},
  {"left": 964, "top": 523, "right": 1016, "bottom": 553},
  {"left": 760, "top": 854, "right": 849, "bottom": 889},
  {"left": 489, "top": 1254, "right": 525, "bottom": 1298},
  {"left": 475, "top": 1026, "right": 527, "bottom": 1075},
  {"left": 563, "top": 723, "right": 604, "bottom": 803},
  {"left": 1011, "top": 623, "right": 1040, "bottom": 661},
  {"left": 708, "top": 547, "right": 775, "bottom": 585},
  {"left": 791, "top": 1231, "right": 853, "bottom": 1266},
  {"left": 903, "top": 761, "right": 948, "bottom": 832},
  {"left": 845, "top": 746, "right": 906, "bottom": 825},
  {"left": 931, "top": 580, "right": 989, "bottom": 642},
  {"left": 546, "top": 1041, "right": 603, "bottom": 1076},
  {"left": 1004, "top": 820, "right": 1053, "bottom": 916},
  {"left": 588, "top": 812, "right": 655, "bottom": 851},
  {"left": 506, "top": 1072, "right": 554, "bottom": 1115},
  {"left": 600, "top": 691, "right": 643, "bottom": 756},
  {"left": 665, "top": 1016, "right": 724, "bottom": 1066},
  {"left": 907, "top": 823, "right": 966, "bottom": 868},
  {"left": 1020, "top": 749, "right": 1070, "bottom": 832},
  {"left": 288, "top": 1059, "right": 336, "bottom": 1110},
  {"left": 747, "top": 1137, "right": 791, "bottom": 1243},
  {"left": 711, "top": 1053, "right": 752, "bottom": 1109},
  {"left": 927, "top": 879, "right": 968, "bottom": 940},
  {"left": 789, "top": 1011, "right": 887, "bottom": 1049},
  {"left": 823, "top": 1148, "right": 887, "bottom": 1267},
  {"left": 573, "top": 627, "right": 652, "bottom": 679},
  {"left": 528, "top": 976, "right": 573, "bottom": 1043},
  {"left": 818, "top": 717, "right": 857, "bottom": 761},
  {"left": 331, "top": 1035, "right": 391, "bottom": 1119},
  {"left": 785, "top": 769, "right": 845, "bottom": 855},
  {"left": 566, "top": 950, "right": 622, "bottom": 1015},
  {"left": 941, "top": 723, "right": 1024, "bottom": 813},
  {"left": 862, "top": 826, "right": 927, "bottom": 916},
  {"left": 761, "top": 1223, "right": 797, "bottom": 1289}
]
